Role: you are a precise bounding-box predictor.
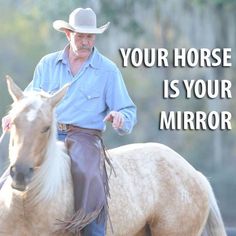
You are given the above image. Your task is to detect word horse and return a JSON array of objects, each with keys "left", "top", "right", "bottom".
[{"left": 0, "top": 77, "right": 226, "bottom": 236}]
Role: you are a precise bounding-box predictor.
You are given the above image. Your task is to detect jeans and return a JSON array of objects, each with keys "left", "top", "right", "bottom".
[
  {"left": 81, "top": 220, "right": 106, "bottom": 236},
  {"left": 58, "top": 130, "right": 106, "bottom": 236}
]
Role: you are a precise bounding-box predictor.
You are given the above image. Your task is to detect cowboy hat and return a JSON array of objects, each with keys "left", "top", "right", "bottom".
[{"left": 53, "top": 8, "right": 110, "bottom": 34}]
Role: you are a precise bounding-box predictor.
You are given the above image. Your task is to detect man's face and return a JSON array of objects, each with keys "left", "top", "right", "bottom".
[{"left": 67, "top": 31, "right": 96, "bottom": 59}]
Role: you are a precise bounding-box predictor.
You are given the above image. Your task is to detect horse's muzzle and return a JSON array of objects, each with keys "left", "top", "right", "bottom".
[
  {"left": 10, "top": 164, "right": 34, "bottom": 191},
  {"left": 11, "top": 180, "right": 26, "bottom": 191}
]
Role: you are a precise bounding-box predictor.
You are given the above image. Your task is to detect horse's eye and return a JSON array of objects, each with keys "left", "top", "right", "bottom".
[{"left": 41, "top": 126, "right": 50, "bottom": 133}]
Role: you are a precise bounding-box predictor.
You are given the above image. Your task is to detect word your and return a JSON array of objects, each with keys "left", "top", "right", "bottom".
[
  {"left": 159, "top": 111, "right": 231, "bottom": 130},
  {"left": 163, "top": 79, "right": 232, "bottom": 99},
  {"left": 119, "top": 48, "right": 232, "bottom": 68},
  {"left": 120, "top": 48, "right": 168, "bottom": 67}
]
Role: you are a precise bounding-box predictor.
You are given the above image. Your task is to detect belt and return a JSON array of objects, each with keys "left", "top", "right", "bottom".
[
  {"left": 57, "top": 123, "right": 102, "bottom": 137},
  {"left": 57, "top": 123, "right": 70, "bottom": 132}
]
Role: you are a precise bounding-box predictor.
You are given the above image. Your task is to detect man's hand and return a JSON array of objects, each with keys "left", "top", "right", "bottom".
[
  {"left": 103, "top": 111, "right": 125, "bottom": 130},
  {"left": 2, "top": 115, "right": 12, "bottom": 132}
]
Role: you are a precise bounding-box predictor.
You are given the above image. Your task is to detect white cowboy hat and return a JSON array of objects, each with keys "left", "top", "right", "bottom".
[{"left": 53, "top": 8, "right": 110, "bottom": 34}]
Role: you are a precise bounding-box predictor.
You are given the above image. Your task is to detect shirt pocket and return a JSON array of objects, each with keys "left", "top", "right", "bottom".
[
  {"left": 79, "top": 87, "right": 102, "bottom": 112},
  {"left": 40, "top": 81, "right": 60, "bottom": 95}
]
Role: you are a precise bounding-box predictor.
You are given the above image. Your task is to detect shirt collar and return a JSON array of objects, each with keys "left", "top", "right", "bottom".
[
  {"left": 89, "top": 47, "right": 100, "bottom": 69},
  {"left": 56, "top": 44, "right": 69, "bottom": 65},
  {"left": 56, "top": 45, "right": 100, "bottom": 69}
]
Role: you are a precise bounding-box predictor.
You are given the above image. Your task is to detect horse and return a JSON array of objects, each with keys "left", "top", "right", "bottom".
[{"left": 0, "top": 76, "right": 226, "bottom": 236}]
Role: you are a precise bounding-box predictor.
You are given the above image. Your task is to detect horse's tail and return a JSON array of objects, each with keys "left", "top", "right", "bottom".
[{"left": 202, "top": 180, "right": 227, "bottom": 236}]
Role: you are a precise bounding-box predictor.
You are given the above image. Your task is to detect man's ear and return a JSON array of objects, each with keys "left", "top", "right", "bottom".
[{"left": 64, "top": 29, "right": 72, "bottom": 41}]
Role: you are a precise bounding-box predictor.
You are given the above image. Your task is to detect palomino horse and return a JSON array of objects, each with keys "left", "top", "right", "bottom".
[{"left": 0, "top": 76, "right": 226, "bottom": 236}]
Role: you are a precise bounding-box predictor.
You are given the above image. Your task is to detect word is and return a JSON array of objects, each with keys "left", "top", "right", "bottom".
[{"left": 163, "top": 79, "right": 232, "bottom": 99}]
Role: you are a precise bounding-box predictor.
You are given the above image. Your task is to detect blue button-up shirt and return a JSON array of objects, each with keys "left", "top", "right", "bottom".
[{"left": 26, "top": 46, "right": 137, "bottom": 135}]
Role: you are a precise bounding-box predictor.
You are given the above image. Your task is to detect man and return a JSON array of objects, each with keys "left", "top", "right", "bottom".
[{"left": 2, "top": 7, "right": 136, "bottom": 236}]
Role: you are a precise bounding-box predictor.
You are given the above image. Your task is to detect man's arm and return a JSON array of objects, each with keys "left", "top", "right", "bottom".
[
  {"left": 24, "top": 60, "right": 44, "bottom": 92},
  {"left": 105, "top": 66, "right": 137, "bottom": 135}
]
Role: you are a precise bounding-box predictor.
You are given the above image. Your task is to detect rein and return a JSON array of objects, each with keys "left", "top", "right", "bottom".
[{"left": 0, "top": 131, "right": 6, "bottom": 144}]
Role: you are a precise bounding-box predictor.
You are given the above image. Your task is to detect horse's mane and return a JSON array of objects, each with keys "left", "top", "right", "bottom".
[
  {"left": 9, "top": 92, "right": 71, "bottom": 205},
  {"left": 27, "top": 117, "right": 71, "bottom": 205}
]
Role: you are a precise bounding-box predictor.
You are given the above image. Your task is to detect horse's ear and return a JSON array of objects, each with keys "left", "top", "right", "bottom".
[
  {"left": 5, "top": 75, "right": 24, "bottom": 102},
  {"left": 48, "top": 83, "right": 70, "bottom": 108}
]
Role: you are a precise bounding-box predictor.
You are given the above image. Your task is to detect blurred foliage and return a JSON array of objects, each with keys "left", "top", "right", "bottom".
[
  {"left": 193, "top": 0, "right": 236, "bottom": 6},
  {"left": 0, "top": 0, "right": 235, "bottom": 227}
]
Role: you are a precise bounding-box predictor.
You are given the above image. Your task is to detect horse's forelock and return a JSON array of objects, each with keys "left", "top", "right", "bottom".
[
  {"left": 9, "top": 93, "right": 46, "bottom": 121},
  {"left": 26, "top": 99, "right": 44, "bottom": 122}
]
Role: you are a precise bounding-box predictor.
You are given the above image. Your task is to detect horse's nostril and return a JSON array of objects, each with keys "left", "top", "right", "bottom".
[
  {"left": 29, "top": 167, "right": 34, "bottom": 174},
  {"left": 16, "top": 172, "right": 25, "bottom": 183},
  {"left": 10, "top": 165, "right": 33, "bottom": 180},
  {"left": 10, "top": 165, "right": 16, "bottom": 178}
]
